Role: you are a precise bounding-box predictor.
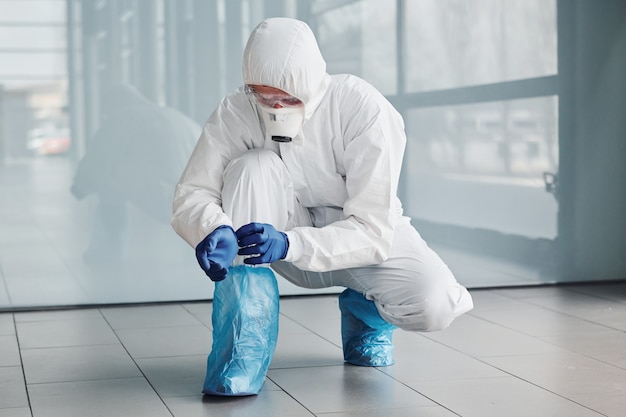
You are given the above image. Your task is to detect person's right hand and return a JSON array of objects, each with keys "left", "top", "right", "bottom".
[{"left": 195, "top": 225, "right": 238, "bottom": 281}]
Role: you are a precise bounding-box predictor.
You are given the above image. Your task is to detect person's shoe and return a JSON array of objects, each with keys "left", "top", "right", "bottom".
[
  {"left": 203, "top": 265, "right": 279, "bottom": 396},
  {"left": 338, "top": 288, "right": 396, "bottom": 367}
]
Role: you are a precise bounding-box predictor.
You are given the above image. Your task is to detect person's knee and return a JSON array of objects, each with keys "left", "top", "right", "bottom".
[
  {"left": 222, "top": 148, "right": 294, "bottom": 229},
  {"left": 377, "top": 296, "right": 456, "bottom": 332},
  {"left": 374, "top": 277, "right": 473, "bottom": 332},
  {"left": 224, "top": 148, "right": 281, "bottom": 181},
  {"left": 411, "top": 303, "right": 456, "bottom": 332}
]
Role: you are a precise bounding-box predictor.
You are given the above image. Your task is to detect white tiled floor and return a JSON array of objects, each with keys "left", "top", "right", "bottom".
[{"left": 1, "top": 282, "right": 626, "bottom": 417}]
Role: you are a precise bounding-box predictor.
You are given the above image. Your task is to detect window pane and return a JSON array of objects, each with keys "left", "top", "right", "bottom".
[
  {"left": 403, "top": 96, "right": 558, "bottom": 238},
  {"left": 0, "top": 27, "right": 66, "bottom": 49},
  {"left": 0, "top": 52, "right": 66, "bottom": 77},
  {"left": 316, "top": 0, "right": 397, "bottom": 95},
  {"left": 404, "top": 0, "right": 557, "bottom": 92},
  {"left": 0, "top": 0, "right": 65, "bottom": 23}
]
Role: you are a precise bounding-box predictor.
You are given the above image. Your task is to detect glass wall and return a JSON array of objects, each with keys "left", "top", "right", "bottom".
[
  {"left": 404, "top": 96, "right": 558, "bottom": 237},
  {"left": 404, "top": 0, "right": 557, "bottom": 91},
  {"left": 0, "top": 0, "right": 560, "bottom": 310}
]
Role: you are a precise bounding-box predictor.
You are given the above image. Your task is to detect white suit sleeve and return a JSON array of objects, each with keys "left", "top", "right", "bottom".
[
  {"left": 285, "top": 83, "right": 406, "bottom": 271},
  {"left": 171, "top": 94, "right": 258, "bottom": 248}
]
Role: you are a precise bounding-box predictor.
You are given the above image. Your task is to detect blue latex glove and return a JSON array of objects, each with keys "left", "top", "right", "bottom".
[
  {"left": 236, "top": 222, "right": 289, "bottom": 265},
  {"left": 195, "top": 225, "right": 238, "bottom": 281}
]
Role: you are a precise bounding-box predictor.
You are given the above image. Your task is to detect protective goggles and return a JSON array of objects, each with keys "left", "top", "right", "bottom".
[{"left": 245, "top": 85, "right": 303, "bottom": 108}]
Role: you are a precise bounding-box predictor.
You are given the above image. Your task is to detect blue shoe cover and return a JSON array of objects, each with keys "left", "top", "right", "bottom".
[
  {"left": 339, "top": 288, "right": 396, "bottom": 367},
  {"left": 203, "top": 265, "right": 279, "bottom": 396}
]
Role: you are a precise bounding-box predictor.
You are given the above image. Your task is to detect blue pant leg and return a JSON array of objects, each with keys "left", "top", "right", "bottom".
[
  {"left": 203, "top": 265, "right": 280, "bottom": 396},
  {"left": 339, "top": 288, "right": 397, "bottom": 367}
]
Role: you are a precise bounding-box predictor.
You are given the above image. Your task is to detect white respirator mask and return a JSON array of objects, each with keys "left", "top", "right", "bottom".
[{"left": 259, "top": 105, "right": 305, "bottom": 143}]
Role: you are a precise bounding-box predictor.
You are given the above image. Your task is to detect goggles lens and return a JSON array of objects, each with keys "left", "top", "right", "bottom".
[{"left": 245, "top": 85, "right": 303, "bottom": 107}]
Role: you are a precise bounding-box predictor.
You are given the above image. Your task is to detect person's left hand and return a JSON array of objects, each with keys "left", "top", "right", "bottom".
[{"left": 236, "top": 222, "right": 289, "bottom": 265}]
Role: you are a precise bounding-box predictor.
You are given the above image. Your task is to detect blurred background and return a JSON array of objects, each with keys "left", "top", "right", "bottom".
[{"left": 0, "top": 0, "right": 624, "bottom": 309}]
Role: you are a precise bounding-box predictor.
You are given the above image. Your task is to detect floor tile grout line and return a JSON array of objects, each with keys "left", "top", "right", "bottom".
[
  {"left": 487, "top": 285, "right": 626, "bottom": 308},
  {"left": 416, "top": 323, "right": 614, "bottom": 416},
  {"left": 396, "top": 367, "right": 609, "bottom": 417},
  {"left": 270, "top": 363, "right": 462, "bottom": 416},
  {"left": 18, "top": 342, "right": 122, "bottom": 352},
  {"left": 467, "top": 310, "right": 626, "bottom": 371},
  {"left": 264, "top": 374, "right": 318, "bottom": 417},
  {"left": 475, "top": 289, "right": 626, "bottom": 333},
  {"left": 179, "top": 303, "right": 213, "bottom": 331},
  {"left": 25, "top": 375, "right": 149, "bottom": 387},
  {"left": 566, "top": 286, "right": 626, "bottom": 304},
  {"left": 277, "top": 313, "right": 343, "bottom": 350},
  {"left": 441, "top": 310, "right": 626, "bottom": 368},
  {"left": 268, "top": 363, "right": 345, "bottom": 371},
  {"left": 504, "top": 300, "right": 626, "bottom": 333},
  {"left": 378, "top": 349, "right": 610, "bottom": 417},
  {"left": 96, "top": 308, "right": 176, "bottom": 417},
  {"left": 370, "top": 366, "right": 464, "bottom": 416},
  {"left": 11, "top": 312, "right": 34, "bottom": 416},
  {"left": 478, "top": 360, "right": 612, "bottom": 417}
]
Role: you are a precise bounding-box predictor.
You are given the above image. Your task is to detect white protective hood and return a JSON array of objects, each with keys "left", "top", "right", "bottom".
[{"left": 242, "top": 18, "right": 330, "bottom": 123}]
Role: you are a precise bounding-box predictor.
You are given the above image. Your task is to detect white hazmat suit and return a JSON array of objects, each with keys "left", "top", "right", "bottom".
[{"left": 172, "top": 18, "right": 473, "bottom": 384}]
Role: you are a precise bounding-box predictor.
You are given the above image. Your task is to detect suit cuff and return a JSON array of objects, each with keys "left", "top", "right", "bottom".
[{"left": 283, "top": 230, "right": 303, "bottom": 263}]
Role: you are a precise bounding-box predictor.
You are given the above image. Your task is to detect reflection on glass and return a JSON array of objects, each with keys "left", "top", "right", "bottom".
[
  {"left": 404, "top": 96, "right": 558, "bottom": 238},
  {"left": 316, "top": 0, "right": 397, "bottom": 95},
  {"left": 71, "top": 83, "right": 199, "bottom": 263},
  {"left": 404, "top": 0, "right": 557, "bottom": 92}
]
